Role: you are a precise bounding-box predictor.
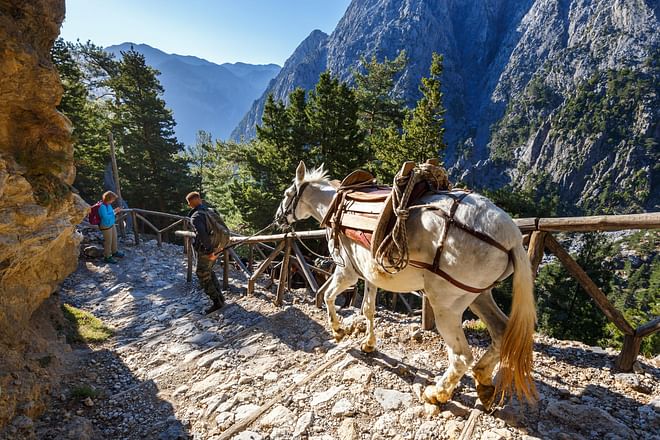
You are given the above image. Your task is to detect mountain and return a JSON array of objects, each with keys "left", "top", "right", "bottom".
[
  {"left": 106, "top": 43, "right": 280, "bottom": 145},
  {"left": 231, "top": 0, "right": 659, "bottom": 213}
]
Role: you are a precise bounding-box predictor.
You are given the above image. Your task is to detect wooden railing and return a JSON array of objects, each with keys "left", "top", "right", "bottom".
[{"left": 122, "top": 208, "right": 658, "bottom": 372}]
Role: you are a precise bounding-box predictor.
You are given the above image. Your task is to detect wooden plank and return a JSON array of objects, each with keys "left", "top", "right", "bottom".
[
  {"left": 229, "top": 229, "right": 326, "bottom": 245},
  {"left": 228, "top": 248, "right": 251, "bottom": 277},
  {"left": 275, "top": 238, "right": 292, "bottom": 306},
  {"left": 223, "top": 250, "right": 229, "bottom": 290},
  {"left": 126, "top": 208, "right": 188, "bottom": 221},
  {"left": 636, "top": 317, "right": 660, "bottom": 338},
  {"left": 156, "top": 232, "right": 162, "bottom": 247},
  {"left": 248, "top": 240, "right": 286, "bottom": 295},
  {"left": 158, "top": 219, "right": 183, "bottom": 234},
  {"left": 399, "top": 294, "right": 414, "bottom": 316},
  {"left": 422, "top": 292, "right": 435, "bottom": 331},
  {"left": 544, "top": 234, "right": 634, "bottom": 336},
  {"left": 527, "top": 231, "right": 547, "bottom": 276},
  {"left": 458, "top": 409, "right": 482, "bottom": 440},
  {"left": 514, "top": 217, "right": 538, "bottom": 233},
  {"left": 186, "top": 237, "right": 193, "bottom": 282},
  {"left": 538, "top": 213, "right": 660, "bottom": 232},
  {"left": 292, "top": 242, "right": 319, "bottom": 294},
  {"left": 135, "top": 213, "right": 159, "bottom": 234},
  {"left": 174, "top": 230, "right": 196, "bottom": 238},
  {"left": 345, "top": 200, "right": 386, "bottom": 214},
  {"left": 338, "top": 212, "right": 379, "bottom": 231}
]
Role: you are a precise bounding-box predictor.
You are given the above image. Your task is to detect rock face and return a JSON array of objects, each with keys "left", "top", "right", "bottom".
[
  {"left": 232, "top": 0, "right": 659, "bottom": 211},
  {"left": 0, "top": 0, "right": 86, "bottom": 427}
]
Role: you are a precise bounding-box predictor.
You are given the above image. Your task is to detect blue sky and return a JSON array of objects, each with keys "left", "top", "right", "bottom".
[{"left": 61, "top": 0, "right": 352, "bottom": 66}]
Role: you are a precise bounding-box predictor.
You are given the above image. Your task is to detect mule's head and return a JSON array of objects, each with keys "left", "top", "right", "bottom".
[{"left": 275, "top": 161, "right": 315, "bottom": 229}]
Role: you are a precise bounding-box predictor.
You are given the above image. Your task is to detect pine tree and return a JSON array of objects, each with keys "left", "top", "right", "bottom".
[
  {"left": 52, "top": 38, "right": 111, "bottom": 202},
  {"left": 108, "top": 48, "right": 191, "bottom": 212},
  {"left": 353, "top": 51, "right": 407, "bottom": 136},
  {"left": 183, "top": 130, "right": 213, "bottom": 195},
  {"left": 378, "top": 53, "right": 447, "bottom": 179},
  {"left": 306, "top": 71, "right": 365, "bottom": 177},
  {"left": 352, "top": 51, "right": 407, "bottom": 181}
]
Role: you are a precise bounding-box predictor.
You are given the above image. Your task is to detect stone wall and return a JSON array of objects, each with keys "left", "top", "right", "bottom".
[{"left": 0, "top": 0, "right": 87, "bottom": 428}]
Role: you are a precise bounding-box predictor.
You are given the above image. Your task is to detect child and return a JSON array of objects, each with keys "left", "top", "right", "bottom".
[{"left": 99, "top": 191, "right": 125, "bottom": 264}]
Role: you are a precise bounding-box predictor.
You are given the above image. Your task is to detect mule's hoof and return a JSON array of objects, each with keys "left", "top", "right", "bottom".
[
  {"left": 422, "top": 385, "right": 438, "bottom": 404},
  {"left": 333, "top": 328, "right": 347, "bottom": 342},
  {"left": 435, "top": 389, "right": 451, "bottom": 404},
  {"left": 360, "top": 341, "right": 376, "bottom": 353},
  {"left": 476, "top": 383, "right": 496, "bottom": 410}
]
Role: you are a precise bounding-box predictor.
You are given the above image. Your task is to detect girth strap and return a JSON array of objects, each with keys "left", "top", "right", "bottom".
[
  {"left": 411, "top": 190, "right": 511, "bottom": 293},
  {"left": 408, "top": 260, "right": 501, "bottom": 293}
]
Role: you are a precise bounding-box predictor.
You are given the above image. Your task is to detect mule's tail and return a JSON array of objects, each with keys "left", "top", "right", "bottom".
[{"left": 497, "top": 241, "right": 538, "bottom": 404}]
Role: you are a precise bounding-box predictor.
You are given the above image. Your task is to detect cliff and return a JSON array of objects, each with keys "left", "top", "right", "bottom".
[
  {"left": 231, "top": 0, "right": 659, "bottom": 212},
  {"left": 0, "top": 0, "right": 87, "bottom": 427}
]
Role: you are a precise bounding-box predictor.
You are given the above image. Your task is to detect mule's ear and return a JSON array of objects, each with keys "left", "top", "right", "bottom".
[{"left": 296, "top": 161, "right": 306, "bottom": 183}]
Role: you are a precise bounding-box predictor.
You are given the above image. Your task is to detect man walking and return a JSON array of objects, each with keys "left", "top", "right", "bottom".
[{"left": 187, "top": 192, "right": 225, "bottom": 313}]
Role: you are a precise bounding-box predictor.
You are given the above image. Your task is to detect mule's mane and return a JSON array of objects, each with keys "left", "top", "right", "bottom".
[{"left": 303, "top": 166, "right": 330, "bottom": 184}]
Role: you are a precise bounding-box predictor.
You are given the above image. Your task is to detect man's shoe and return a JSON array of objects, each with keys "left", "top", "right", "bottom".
[
  {"left": 112, "top": 251, "right": 125, "bottom": 258},
  {"left": 104, "top": 256, "right": 118, "bottom": 264}
]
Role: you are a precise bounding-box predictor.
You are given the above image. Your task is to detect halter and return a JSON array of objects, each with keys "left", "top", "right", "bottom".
[{"left": 279, "top": 181, "right": 310, "bottom": 225}]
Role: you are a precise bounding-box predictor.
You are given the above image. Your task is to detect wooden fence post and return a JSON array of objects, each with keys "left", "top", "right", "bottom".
[
  {"left": 616, "top": 335, "right": 642, "bottom": 371},
  {"left": 186, "top": 223, "right": 193, "bottom": 283},
  {"left": 527, "top": 231, "right": 547, "bottom": 277},
  {"left": 131, "top": 211, "right": 140, "bottom": 246},
  {"left": 275, "top": 238, "right": 292, "bottom": 306},
  {"left": 248, "top": 240, "right": 286, "bottom": 295},
  {"left": 223, "top": 250, "right": 230, "bottom": 290},
  {"left": 291, "top": 241, "right": 319, "bottom": 295}
]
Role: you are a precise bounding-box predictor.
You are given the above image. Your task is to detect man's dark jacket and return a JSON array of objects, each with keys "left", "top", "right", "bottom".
[{"left": 189, "top": 204, "right": 213, "bottom": 254}]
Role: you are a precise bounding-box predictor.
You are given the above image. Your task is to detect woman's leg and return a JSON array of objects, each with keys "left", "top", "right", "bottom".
[
  {"left": 111, "top": 226, "right": 118, "bottom": 254},
  {"left": 102, "top": 228, "right": 112, "bottom": 258}
]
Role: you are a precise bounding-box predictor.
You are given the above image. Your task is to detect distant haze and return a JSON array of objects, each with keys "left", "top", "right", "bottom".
[{"left": 105, "top": 43, "right": 280, "bottom": 145}]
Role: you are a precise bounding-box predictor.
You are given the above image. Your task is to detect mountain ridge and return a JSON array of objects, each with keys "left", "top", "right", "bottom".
[
  {"left": 231, "top": 0, "right": 659, "bottom": 212},
  {"left": 106, "top": 42, "right": 280, "bottom": 144}
]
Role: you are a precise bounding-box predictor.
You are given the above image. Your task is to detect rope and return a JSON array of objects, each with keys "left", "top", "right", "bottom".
[{"left": 374, "top": 162, "right": 451, "bottom": 274}]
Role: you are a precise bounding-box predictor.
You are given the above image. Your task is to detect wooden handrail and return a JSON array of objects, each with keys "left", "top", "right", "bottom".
[{"left": 514, "top": 212, "right": 660, "bottom": 233}]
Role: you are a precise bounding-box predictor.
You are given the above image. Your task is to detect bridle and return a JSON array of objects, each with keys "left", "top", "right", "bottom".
[{"left": 278, "top": 181, "right": 310, "bottom": 225}]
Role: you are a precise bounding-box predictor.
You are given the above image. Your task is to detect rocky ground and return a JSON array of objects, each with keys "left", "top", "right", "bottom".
[{"left": 7, "top": 229, "right": 659, "bottom": 440}]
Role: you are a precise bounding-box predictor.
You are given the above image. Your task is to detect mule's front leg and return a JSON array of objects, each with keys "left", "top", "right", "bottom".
[
  {"left": 322, "top": 270, "right": 358, "bottom": 342},
  {"left": 360, "top": 282, "right": 377, "bottom": 352}
]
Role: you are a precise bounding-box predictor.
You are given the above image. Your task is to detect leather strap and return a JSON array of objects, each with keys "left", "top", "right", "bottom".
[{"left": 409, "top": 259, "right": 501, "bottom": 293}]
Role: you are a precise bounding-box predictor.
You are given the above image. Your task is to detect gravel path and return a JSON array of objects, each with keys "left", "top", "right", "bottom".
[{"left": 26, "top": 232, "right": 660, "bottom": 440}]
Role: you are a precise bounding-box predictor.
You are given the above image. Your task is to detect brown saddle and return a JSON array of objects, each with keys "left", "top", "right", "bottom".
[{"left": 322, "top": 161, "right": 441, "bottom": 254}]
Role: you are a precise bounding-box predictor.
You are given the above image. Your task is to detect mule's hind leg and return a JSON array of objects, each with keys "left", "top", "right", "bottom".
[
  {"left": 469, "top": 290, "right": 508, "bottom": 409},
  {"left": 423, "top": 287, "right": 478, "bottom": 405},
  {"left": 360, "top": 282, "right": 377, "bottom": 352},
  {"left": 321, "top": 267, "right": 359, "bottom": 341}
]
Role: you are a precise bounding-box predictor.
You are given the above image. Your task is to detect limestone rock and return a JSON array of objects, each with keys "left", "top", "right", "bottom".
[
  {"left": 331, "top": 398, "right": 355, "bottom": 417},
  {"left": 0, "top": 0, "right": 86, "bottom": 427},
  {"left": 292, "top": 411, "right": 313, "bottom": 437},
  {"left": 545, "top": 399, "right": 634, "bottom": 439},
  {"left": 258, "top": 404, "right": 294, "bottom": 428},
  {"left": 337, "top": 418, "right": 359, "bottom": 440},
  {"left": 373, "top": 388, "right": 412, "bottom": 411},
  {"left": 310, "top": 385, "right": 344, "bottom": 406}
]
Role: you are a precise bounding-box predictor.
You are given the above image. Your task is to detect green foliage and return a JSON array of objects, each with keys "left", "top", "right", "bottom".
[
  {"left": 377, "top": 53, "right": 447, "bottom": 180},
  {"left": 182, "top": 130, "right": 213, "bottom": 195},
  {"left": 70, "top": 384, "right": 100, "bottom": 400},
  {"left": 489, "top": 74, "right": 561, "bottom": 163},
  {"left": 108, "top": 48, "right": 192, "bottom": 213},
  {"left": 306, "top": 72, "right": 366, "bottom": 177},
  {"left": 483, "top": 173, "right": 562, "bottom": 218},
  {"left": 52, "top": 39, "right": 114, "bottom": 202},
  {"left": 536, "top": 234, "right": 613, "bottom": 345},
  {"left": 62, "top": 303, "right": 114, "bottom": 344}
]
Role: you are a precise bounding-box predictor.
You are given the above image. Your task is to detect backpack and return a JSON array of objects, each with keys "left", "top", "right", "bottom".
[
  {"left": 202, "top": 206, "right": 230, "bottom": 251},
  {"left": 88, "top": 201, "right": 103, "bottom": 226}
]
